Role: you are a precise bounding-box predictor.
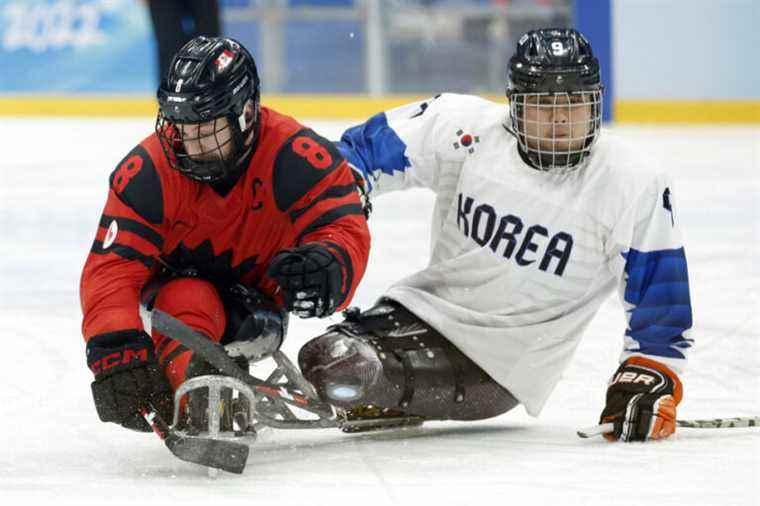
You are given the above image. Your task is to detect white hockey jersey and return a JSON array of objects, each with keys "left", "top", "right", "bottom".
[{"left": 338, "top": 94, "right": 693, "bottom": 416}]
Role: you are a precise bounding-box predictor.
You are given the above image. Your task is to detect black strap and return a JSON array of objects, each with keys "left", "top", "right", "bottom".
[{"left": 399, "top": 352, "right": 416, "bottom": 409}]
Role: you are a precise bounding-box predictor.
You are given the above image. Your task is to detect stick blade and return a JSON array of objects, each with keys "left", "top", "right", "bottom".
[
  {"left": 576, "top": 422, "right": 614, "bottom": 439},
  {"left": 166, "top": 433, "right": 249, "bottom": 474}
]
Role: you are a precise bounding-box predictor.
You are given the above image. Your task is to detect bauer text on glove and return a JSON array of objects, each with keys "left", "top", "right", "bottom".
[{"left": 599, "top": 356, "right": 683, "bottom": 442}]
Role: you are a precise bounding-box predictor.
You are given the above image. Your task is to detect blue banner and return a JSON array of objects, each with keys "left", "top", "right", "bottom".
[
  {"left": 0, "top": 0, "right": 156, "bottom": 93},
  {"left": 574, "top": 0, "right": 612, "bottom": 122}
]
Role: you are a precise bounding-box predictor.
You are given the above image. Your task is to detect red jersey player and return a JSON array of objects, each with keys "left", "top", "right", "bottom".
[{"left": 80, "top": 37, "right": 370, "bottom": 432}]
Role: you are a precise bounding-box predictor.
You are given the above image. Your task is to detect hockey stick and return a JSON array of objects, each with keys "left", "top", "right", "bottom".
[
  {"left": 141, "top": 404, "right": 249, "bottom": 474},
  {"left": 577, "top": 416, "right": 760, "bottom": 439},
  {"left": 151, "top": 309, "right": 331, "bottom": 416}
]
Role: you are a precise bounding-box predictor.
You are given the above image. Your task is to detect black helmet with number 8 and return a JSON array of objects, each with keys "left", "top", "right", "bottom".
[
  {"left": 156, "top": 36, "right": 261, "bottom": 182},
  {"left": 506, "top": 28, "right": 603, "bottom": 172}
]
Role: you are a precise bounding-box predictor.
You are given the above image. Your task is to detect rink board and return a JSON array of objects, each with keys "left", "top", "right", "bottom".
[{"left": 0, "top": 95, "right": 758, "bottom": 123}]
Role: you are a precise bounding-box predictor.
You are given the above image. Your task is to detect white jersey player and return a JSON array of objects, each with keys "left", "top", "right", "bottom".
[{"left": 299, "top": 28, "right": 693, "bottom": 442}]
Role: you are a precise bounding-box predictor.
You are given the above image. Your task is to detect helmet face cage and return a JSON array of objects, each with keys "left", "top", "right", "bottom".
[
  {"left": 509, "top": 89, "right": 602, "bottom": 172},
  {"left": 156, "top": 109, "right": 248, "bottom": 183}
]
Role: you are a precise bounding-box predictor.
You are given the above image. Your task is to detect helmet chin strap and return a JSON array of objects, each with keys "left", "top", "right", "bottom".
[
  {"left": 526, "top": 146, "right": 587, "bottom": 171},
  {"left": 229, "top": 107, "right": 258, "bottom": 176}
]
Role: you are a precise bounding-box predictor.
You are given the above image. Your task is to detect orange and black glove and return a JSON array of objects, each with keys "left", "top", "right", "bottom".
[{"left": 599, "top": 356, "right": 683, "bottom": 442}]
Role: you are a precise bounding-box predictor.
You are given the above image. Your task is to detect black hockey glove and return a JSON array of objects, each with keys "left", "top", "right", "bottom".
[
  {"left": 599, "top": 357, "right": 683, "bottom": 442},
  {"left": 87, "top": 330, "right": 173, "bottom": 432},
  {"left": 267, "top": 243, "right": 343, "bottom": 318}
]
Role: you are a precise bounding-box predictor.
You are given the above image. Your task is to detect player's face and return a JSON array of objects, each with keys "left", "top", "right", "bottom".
[
  {"left": 521, "top": 93, "right": 593, "bottom": 152},
  {"left": 177, "top": 117, "right": 235, "bottom": 162}
]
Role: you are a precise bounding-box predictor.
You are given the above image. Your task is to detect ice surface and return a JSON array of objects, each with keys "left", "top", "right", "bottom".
[{"left": 0, "top": 117, "right": 758, "bottom": 505}]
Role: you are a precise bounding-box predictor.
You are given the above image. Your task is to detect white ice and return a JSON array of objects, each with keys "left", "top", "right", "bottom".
[{"left": 0, "top": 117, "right": 758, "bottom": 505}]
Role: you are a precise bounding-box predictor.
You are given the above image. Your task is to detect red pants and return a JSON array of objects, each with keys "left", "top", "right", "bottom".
[{"left": 150, "top": 278, "right": 226, "bottom": 391}]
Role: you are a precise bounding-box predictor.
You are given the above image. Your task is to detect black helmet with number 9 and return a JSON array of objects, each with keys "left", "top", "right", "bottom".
[
  {"left": 156, "top": 36, "right": 261, "bottom": 182},
  {"left": 506, "top": 28, "right": 603, "bottom": 172}
]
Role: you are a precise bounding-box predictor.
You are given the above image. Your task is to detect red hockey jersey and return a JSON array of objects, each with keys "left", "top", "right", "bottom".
[{"left": 80, "top": 107, "right": 370, "bottom": 343}]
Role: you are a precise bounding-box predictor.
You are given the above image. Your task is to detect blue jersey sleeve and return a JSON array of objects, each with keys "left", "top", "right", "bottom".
[
  {"left": 610, "top": 175, "right": 694, "bottom": 373},
  {"left": 337, "top": 111, "right": 411, "bottom": 193},
  {"left": 621, "top": 247, "right": 693, "bottom": 361},
  {"left": 336, "top": 94, "right": 471, "bottom": 196}
]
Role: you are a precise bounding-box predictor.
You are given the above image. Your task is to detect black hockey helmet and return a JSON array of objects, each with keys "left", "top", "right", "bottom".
[
  {"left": 156, "top": 36, "right": 261, "bottom": 182},
  {"left": 505, "top": 28, "right": 603, "bottom": 171}
]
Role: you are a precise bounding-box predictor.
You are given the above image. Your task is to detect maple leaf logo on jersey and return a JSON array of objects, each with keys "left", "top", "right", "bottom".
[
  {"left": 163, "top": 239, "right": 259, "bottom": 283},
  {"left": 452, "top": 129, "right": 480, "bottom": 154},
  {"left": 214, "top": 49, "right": 234, "bottom": 73}
]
